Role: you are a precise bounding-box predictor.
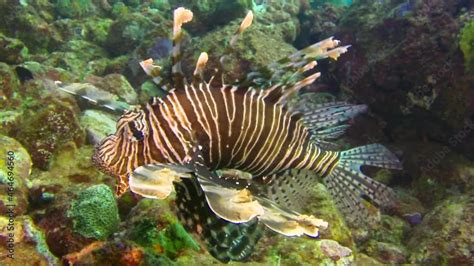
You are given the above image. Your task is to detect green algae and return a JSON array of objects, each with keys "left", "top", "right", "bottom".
[
  {"left": 306, "top": 183, "right": 354, "bottom": 248},
  {"left": 407, "top": 196, "right": 474, "bottom": 264},
  {"left": 128, "top": 218, "right": 200, "bottom": 259},
  {"left": 312, "top": 0, "right": 352, "bottom": 7},
  {"left": 23, "top": 217, "right": 59, "bottom": 265},
  {"left": 55, "top": 0, "right": 94, "bottom": 18},
  {"left": 460, "top": 20, "right": 474, "bottom": 73},
  {"left": 265, "top": 238, "right": 353, "bottom": 266},
  {"left": 14, "top": 101, "right": 84, "bottom": 170},
  {"left": 0, "top": 33, "right": 29, "bottom": 64},
  {"left": 0, "top": 62, "right": 20, "bottom": 110},
  {"left": 67, "top": 184, "right": 119, "bottom": 240}
]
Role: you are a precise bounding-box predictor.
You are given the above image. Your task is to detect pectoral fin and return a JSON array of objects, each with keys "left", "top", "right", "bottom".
[
  {"left": 198, "top": 178, "right": 265, "bottom": 223},
  {"left": 259, "top": 209, "right": 328, "bottom": 237},
  {"left": 129, "top": 164, "right": 193, "bottom": 199},
  {"left": 256, "top": 197, "right": 328, "bottom": 237}
]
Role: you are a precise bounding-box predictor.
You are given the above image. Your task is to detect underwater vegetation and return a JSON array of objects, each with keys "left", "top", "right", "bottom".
[
  {"left": 0, "top": 0, "right": 473, "bottom": 265},
  {"left": 460, "top": 20, "right": 474, "bottom": 73}
]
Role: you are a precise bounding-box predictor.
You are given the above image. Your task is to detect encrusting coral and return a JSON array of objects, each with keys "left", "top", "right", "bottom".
[{"left": 67, "top": 184, "right": 120, "bottom": 240}]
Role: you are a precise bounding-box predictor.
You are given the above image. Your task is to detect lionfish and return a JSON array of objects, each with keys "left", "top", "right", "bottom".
[{"left": 62, "top": 7, "right": 402, "bottom": 262}]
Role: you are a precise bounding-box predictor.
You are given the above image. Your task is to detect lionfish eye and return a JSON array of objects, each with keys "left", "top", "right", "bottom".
[{"left": 128, "top": 121, "right": 144, "bottom": 141}]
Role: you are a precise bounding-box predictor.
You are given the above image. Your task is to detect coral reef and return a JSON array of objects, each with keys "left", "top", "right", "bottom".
[
  {"left": 0, "top": 63, "right": 20, "bottom": 111},
  {"left": 407, "top": 196, "right": 474, "bottom": 265},
  {"left": 80, "top": 109, "right": 117, "bottom": 144},
  {"left": 169, "top": 0, "right": 252, "bottom": 34},
  {"left": 105, "top": 12, "right": 157, "bottom": 56},
  {"left": 0, "top": 33, "right": 29, "bottom": 64},
  {"left": 0, "top": 0, "right": 472, "bottom": 265},
  {"left": 67, "top": 184, "right": 120, "bottom": 240},
  {"left": 14, "top": 101, "right": 84, "bottom": 170}
]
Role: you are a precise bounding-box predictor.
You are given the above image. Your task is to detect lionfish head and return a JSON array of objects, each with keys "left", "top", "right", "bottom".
[{"left": 92, "top": 108, "right": 150, "bottom": 195}]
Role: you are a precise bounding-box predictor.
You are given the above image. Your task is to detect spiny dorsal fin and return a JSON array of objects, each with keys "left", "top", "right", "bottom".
[
  {"left": 172, "top": 7, "right": 193, "bottom": 90},
  {"left": 193, "top": 52, "right": 209, "bottom": 84},
  {"left": 299, "top": 101, "right": 368, "bottom": 141}
]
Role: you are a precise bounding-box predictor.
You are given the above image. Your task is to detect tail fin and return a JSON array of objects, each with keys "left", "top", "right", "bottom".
[{"left": 324, "top": 144, "right": 402, "bottom": 224}]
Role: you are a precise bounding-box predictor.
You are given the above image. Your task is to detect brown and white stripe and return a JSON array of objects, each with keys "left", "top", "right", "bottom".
[{"left": 93, "top": 82, "right": 340, "bottom": 194}]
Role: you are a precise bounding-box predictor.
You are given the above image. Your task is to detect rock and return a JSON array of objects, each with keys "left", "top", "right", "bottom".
[
  {"left": 0, "top": 216, "right": 59, "bottom": 265},
  {"left": 28, "top": 144, "right": 110, "bottom": 192},
  {"left": 54, "top": 0, "right": 96, "bottom": 18},
  {"left": 353, "top": 253, "right": 384, "bottom": 265},
  {"left": 31, "top": 145, "right": 113, "bottom": 257},
  {"left": 391, "top": 188, "right": 426, "bottom": 225},
  {"left": 83, "top": 18, "right": 114, "bottom": 47},
  {"left": 372, "top": 215, "right": 410, "bottom": 245},
  {"left": 14, "top": 101, "right": 84, "bottom": 170},
  {"left": 62, "top": 240, "right": 146, "bottom": 265},
  {"left": 260, "top": 237, "right": 353, "bottom": 265},
  {"left": 139, "top": 80, "right": 166, "bottom": 103},
  {"left": 17, "top": 61, "right": 76, "bottom": 83},
  {"left": 0, "top": 1, "right": 61, "bottom": 53},
  {"left": 298, "top": 3, "right": 347, "bottom": 47},
  {"left": 124, "top": 199, "right": 200, "bottom": 259},
  {"left": 366, "top": 241, "right": 408, "bottom": 264},
  {"left": 0, "top": 63, "right": 21, "bottom": 110},
  {"left": 67, "top": 184, "right": 120, "bottom": 240},
  {"left": 105, "top": 12, "right": 156, "bottom": 56},
  {"left": 312, "top": 0, "right": 352, "bottom": 7},
  {"left": 43, "top": 39, "right": 107, "bottom": 77},
  {"left": 320, "top": 239, "right": 353, "bottom": 261},
  {"left": 0, "top": 110, "right": 23, "bottom": 135},
  {"left": 254, "top": 0, "right": 302, "bottom": 43},
  {"left": 0, "top": 33, "right": 29, "bottom": 64},
  {"left": 168, "top": 0, "right": 252, "bottom": 34},
  {"left": 0, "top": 135, "right": 31, "bottom": 217},
  {"left": 52, "top": 17, "right": 113, "bottom": 47},
  {"left": 36, "top": 195, "right": 95, "bottom": 257},
  {"left": 182, "top": 18, "right": 296, "bottom": 85},
  {"left": 332, "top": 0, "right": 474, "bottom": 161},
  {"left": 306, "top": 183, "right": 354, "bottom": 248},
  {"left": 362, "top": 215, "right": 410, "bottom": 264},
  {"left": 407, "top": 196, "right": 474, "bottom": 265},
  {"left": 80, "top": 110, "right": 117, "bottom": 145},
  {"left": 399, "top": 141, "right": 474, "bottom": 207}
]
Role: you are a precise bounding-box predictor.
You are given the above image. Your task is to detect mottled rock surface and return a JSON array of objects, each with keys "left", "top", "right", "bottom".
[{"left": 407, "top": 196, "right": 474, "bottom": 265}]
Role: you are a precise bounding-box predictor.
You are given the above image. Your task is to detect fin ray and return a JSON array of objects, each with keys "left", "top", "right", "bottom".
[
  {"left": 129, "top": 163, "right": 192, "bottom": 199},
  {"left": 174, "top": 178, "right": 263, "bottom": 263},
  {"left": 324, "top": 144, "right": 401, "bottom": 223}
]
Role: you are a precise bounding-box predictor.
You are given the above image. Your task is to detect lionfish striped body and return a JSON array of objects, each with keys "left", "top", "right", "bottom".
[
  {"left": 84, "top": 7, "right": 402, "bottom": 263},
  {"left": 96, "top": 83, "right": 339, "bottom": 188}
]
